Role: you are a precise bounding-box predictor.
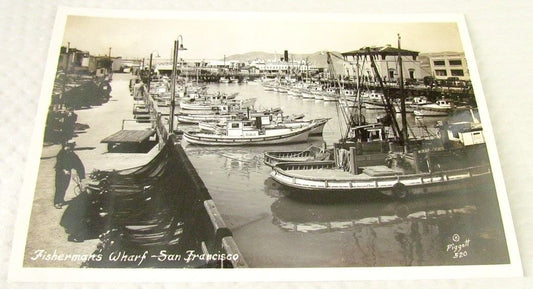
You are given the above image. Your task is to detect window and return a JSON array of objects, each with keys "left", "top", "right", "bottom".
[
  {"left": 231, "top": 123, "right": 240, "bottom": 129},
  {"left": 449, "top": 59, "right": 462, "bottom": 66},
  {"left": 409, "top": 69, "right": 415, "bottom": 79},
  {"left": 451, "top": 69, "right": 464, "bottom": 76},
  {"left": 435, "top": 70, "right": 447, "bottom": 76},
  {"left": 388, "top": 69, "right": 395, "bottom": 79},
  {"left": 433, "top": 60, "right": 445, "bottom": 66}
]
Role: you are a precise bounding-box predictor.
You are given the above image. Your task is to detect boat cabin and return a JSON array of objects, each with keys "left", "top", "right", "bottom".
[
  {"left": 341, "top": 89, "right": 356, "bottom": 97},
  {"left": 411, "top": 96, "right": 428, "bottom": 105},
  {"left": 347, "top": 123, "right": 388, "bottom": 144},
  {"left": 435, "top": 99, "right": 454, "bottom": 108},
  {"left": 362, "top": 90, "right": 383, "bottom": 101},
  {"left": 227, "top": 121, "right": 259, "bottom": 137},
  {"left": 445, "top": 122, "right": 485, "bottom": 146}
]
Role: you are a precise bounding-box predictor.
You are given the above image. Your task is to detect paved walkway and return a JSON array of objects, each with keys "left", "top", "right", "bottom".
[{"left": 24, "top": 73, "right": 158, "bottom": 267}]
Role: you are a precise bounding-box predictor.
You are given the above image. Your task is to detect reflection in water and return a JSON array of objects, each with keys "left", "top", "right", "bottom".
[
  {"left": 270, "top": 191, "right": 478, "bottom": 233},
  {"left": 268, "top": 189, "right": 509, "bottom": 266}
]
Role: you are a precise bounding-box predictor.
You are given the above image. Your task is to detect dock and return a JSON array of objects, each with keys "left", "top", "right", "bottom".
[{"left": 100, "top": 129, "right": 155, "bottom": 151}]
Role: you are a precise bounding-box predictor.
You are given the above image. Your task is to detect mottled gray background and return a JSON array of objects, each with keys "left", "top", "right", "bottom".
[{"left": 1, "top": 1, "right": 532, "bottom": 288}]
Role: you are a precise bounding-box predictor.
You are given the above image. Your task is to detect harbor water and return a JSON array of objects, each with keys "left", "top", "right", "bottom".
[{"left": 181, "top": 82, "right": 510, "bottom": 267}]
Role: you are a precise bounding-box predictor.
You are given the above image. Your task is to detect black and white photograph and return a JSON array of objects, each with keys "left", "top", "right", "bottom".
[{"left": 6, "top": 6, "right": 526, "bottom": 284}]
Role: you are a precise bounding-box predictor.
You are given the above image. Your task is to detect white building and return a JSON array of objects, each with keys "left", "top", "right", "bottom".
[{"left": 423, "top": 52, "right": 470, "bottom": 81}]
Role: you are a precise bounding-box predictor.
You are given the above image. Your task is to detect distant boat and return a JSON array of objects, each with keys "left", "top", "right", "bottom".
[
  {"left": 179, "top": 94, "right": 248, "bottom": 111},
  {"left": 362, "top": 90, "right": 386, "bottom": 110},
  {"left": 219, "top": 77, "right": 230, "bottom": 83},
  {"left": 322, "top": 88, "right": 339, "bottom": 102},
  {"left": 413, "top": 99, "right": 455, "bottom": 117}
]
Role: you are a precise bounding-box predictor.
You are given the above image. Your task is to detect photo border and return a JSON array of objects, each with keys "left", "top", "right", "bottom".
[{"left": 8, "top": 7, "right": 523, "bottom": 282}]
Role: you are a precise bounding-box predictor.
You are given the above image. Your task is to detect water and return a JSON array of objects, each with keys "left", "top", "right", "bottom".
[{"left": 180, "top": 82, "right": 510, "bottom": 268}]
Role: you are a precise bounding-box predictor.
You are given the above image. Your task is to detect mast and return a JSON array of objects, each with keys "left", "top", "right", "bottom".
[
  {"left": 367, "top": 48, "right": 403, "bottom": 143},
  {"left": 355, "top": 55, "right": 364, "bottom": 126},
  {"left": 398, "top": 34, "right": 409, "bottom": 148},
  {"left": 326, "top": 52, "right": 350, "bottom": 140}
]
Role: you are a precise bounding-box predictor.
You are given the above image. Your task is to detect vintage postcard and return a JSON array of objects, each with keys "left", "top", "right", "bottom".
[{"left": 9, "top": 8, "right": 522, "bottom": 282}]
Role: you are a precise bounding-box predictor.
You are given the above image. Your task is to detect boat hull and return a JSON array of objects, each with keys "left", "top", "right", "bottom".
[
  {"left": 183, "top": 128, "right": 311, "bottom": 146},
  {"left": 178, "top": 114, "right": 231, "bottom": 124},
  {"left": 270, "top": 162, "right": 492, "bottom": 198},
  {"left": 413, "top": 108, "right": 450, "bottom": 117}
]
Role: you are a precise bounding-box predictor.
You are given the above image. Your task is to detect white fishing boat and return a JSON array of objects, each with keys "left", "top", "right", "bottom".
[
  {"left": 301, "top": 90, "right": 315, "bottom": 99},
  {"left": 178, "top": 113, "right": 236, "bottom": 124},
  {"left": 322, "top": 91, "right": 339, "bottom": 102},
  {"left": 179, "top": 94, "right": 250, "bottom": 111},
  {"left": 413, "top": 99, "right": 454, "bottom": 117},
  {"left": 183, "top": 118, "right": 325, "bottom": 146},
  {"left": 219, "top": 77, "right": 230, "bottom": 83}
]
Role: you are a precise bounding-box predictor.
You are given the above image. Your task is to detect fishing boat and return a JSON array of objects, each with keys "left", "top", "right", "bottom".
[
  {"left": 269, "top": 39, "right": 491, "bottom": 200},
  {"left": 264, "top": 145, "right": 333, "bottom": 167},
  {"left": 413, "top": 99, "right": 454, "bottom": 117},
  {"left": 270, "top": 117, "right": 491, "bottom": 199},
  {"left": 264, "top": 121, "right": 389, "bottom": 167},
  {"left": 198, "top": 113, "right": 310, "bottom": 133},
  {"left": 183, "top": 118, "right": 327, "bottom": 146},
  {"left": 322, "top": 88, "right": 339, "bottom": 102},
  {"left": 219, "top": 77, "right": 230, "bottom": 84},
  {"left": 362, "top": 90, "right": 386, "bottom": 110},
  {"left": 178, "top": 113, "right": 236, "bottom": 124},
  {"left": 179, "top": 94, "right": 250, "bottom": 111}
]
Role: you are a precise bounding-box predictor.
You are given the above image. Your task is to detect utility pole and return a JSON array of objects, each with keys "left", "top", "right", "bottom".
[{"left": 108, "top": 47, "right": 113, "bottom": 80}]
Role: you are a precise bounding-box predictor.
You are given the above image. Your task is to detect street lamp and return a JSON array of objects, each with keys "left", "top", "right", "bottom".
[{"left": 169, "top": 35, "right": 187, "bottom": 134}]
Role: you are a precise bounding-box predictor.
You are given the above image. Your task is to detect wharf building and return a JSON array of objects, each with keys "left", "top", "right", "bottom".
[
  {"left": 58, "top": 46, "right": 129, "bottom": 76},
  {"left": 419, "top": 52, "right": 470, "bottom": 81},
  {"left": 341, "top": 45, "right": 430, "bottom": 84},
  {"left": 146, "top": 58, "right": 319, "bottom": 78}
]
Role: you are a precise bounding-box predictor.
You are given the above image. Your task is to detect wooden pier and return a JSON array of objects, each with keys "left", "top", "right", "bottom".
[{"left": 101, "top": 129, "right": 155, "bottom": 151}]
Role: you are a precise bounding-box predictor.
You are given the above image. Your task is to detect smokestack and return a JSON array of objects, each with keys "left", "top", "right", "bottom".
[{"left": 284, "top": 50, "right": 288, "bottom": 62}]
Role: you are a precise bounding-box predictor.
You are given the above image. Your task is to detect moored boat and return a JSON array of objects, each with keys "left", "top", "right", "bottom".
[
  {"left": 264, "top": 145, "right": 333, "bottom": 167},
  {"left": 183, "top": 119, "right": 324, "bottom": 146},
  {"left": 179, "top": 95, "right": 251, "bottom": 111},
  {"left": 413, "top": 99, "right": 454, "bottom": 117},
  {"left": 270, "top": 113, "right": 490, "bottom": 199}
]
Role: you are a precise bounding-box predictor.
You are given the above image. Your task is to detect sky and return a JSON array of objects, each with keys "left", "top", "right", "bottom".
[{"left": 61, "top": 13, "right": 465, "bottom": 61}]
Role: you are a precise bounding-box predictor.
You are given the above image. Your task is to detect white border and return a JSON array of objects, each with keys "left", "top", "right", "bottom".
[{"left": 8, "top": 7, "right": 523, "bottom": 282}]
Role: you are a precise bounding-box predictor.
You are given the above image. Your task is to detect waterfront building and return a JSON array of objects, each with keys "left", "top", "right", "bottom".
[
  {"left": 420, "top": 52, "right": 470, "bottom": 81},
  {"left": 341, "top": 45, "right": 430, "bottom": 84},
  {"left": 249, "top": 59, "right": 318, "bottom": 75},
  {"left": 58, "top": 46, "right": 123, "bottom": 75}
]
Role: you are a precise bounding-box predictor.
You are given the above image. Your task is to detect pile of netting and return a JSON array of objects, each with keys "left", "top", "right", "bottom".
[{"left": 79, "top": 141, "right": 203, "bottom": 268}]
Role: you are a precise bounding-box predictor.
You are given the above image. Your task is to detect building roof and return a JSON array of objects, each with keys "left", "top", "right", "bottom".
[{"left": 342, "top": 45, "right": 419, "bottom": 60}]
